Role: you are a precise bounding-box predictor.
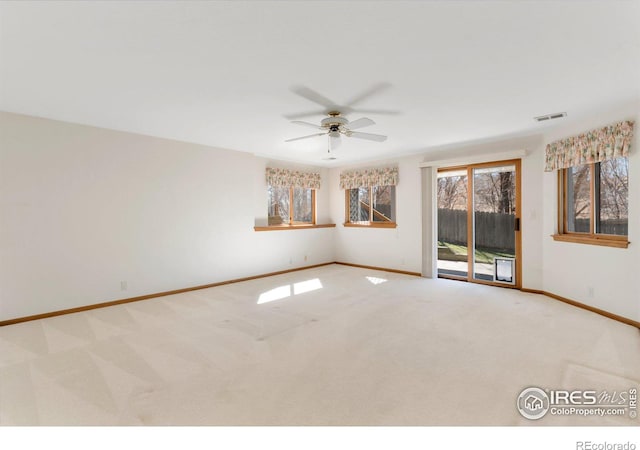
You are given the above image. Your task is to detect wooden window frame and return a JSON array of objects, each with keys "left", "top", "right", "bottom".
[
  {"left": 553, "top": 162, "right": 629, "bottom": 248},
  {"left": 343, "top": 186, "right": 397, "bottom": 229},
  {"left": 268, "top": 187, "right": 316, "bottom": 227}
]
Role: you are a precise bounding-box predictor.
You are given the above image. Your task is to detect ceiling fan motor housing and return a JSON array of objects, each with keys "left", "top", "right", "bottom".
[{"left": 321, "top": 115, "right": 348, "bottom": 129}]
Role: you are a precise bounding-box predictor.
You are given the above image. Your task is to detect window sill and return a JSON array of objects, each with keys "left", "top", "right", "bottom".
[
  {"left": 343, "top": 222, "right": 398, "bottom": 229},
  {"left": 551, "top": 234, "right": 629, "bottom": 249},
  {"left": 254, "top": 224, "right": 336, "bottom": 232}
]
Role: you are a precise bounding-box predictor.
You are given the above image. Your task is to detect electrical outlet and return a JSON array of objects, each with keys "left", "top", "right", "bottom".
[
  {"left": 304, "top": 255, "right": 308, "bottom": 262},
  {"left": 587, "top": 287, "right": 594, "bottom": 298},
  {"left": 120, "top": 281, "right": 128, "bottom": 291}
]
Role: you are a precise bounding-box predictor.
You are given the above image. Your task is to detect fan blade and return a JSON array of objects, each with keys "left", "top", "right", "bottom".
[
  {"left": 344, "top": 82, "right": 391, "bottom": 107},
  {"left": 290, "top": 86, "right": 337, "bottom": 109},
  {"left": 285, "top": 132, "right": 327, "bottom": 142},
  {"left": 291, "top": 120, "right": 323, "bottom": 130},
  {"left": 347, "top": 131, "right": 387, "bottom": 142},
  {"left": 347, "top": 117, "right": 375, "bottom": 130}
]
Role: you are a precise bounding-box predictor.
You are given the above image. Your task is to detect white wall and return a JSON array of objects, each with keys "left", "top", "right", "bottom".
[
  {"left": 329, "top": 155, "right": 424, "bottom": 274},
  {"left": 542, "top": 101, "right": 640, "bottom": 322},
  {"left": 0, "top": 112, "right": 335, "bottom": 321},
  {"left": 520, "top": 141, "right": 545, "bottom": 290}
]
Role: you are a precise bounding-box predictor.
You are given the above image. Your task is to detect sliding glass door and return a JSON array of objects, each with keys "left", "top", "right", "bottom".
[
  {"left": 472, "top": 164, "right": 518, "bottom": 284},
  {"left": 437, "top": 169, "right": 469, "bottom": 278},
  {"left": 437, "top": 160, "right": 521, "bottom": 288}
]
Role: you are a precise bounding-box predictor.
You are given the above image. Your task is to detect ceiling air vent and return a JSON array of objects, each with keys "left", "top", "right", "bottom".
[{"left": 534, "top": 112, "right": 567, "bottom": 122}]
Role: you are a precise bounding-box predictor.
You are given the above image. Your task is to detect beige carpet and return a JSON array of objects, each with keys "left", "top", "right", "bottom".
[{"left": 1, "top": 264, "right": 638, "bottom": 425}]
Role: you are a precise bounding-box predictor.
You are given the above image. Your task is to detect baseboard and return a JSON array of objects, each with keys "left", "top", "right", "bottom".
[
  {"left": 334, "top": 261, "right": 422, "bottom": 277},
  {"left": 0, "top": 262, "right": 334, "bottom": 327},
  {"left": 521, "top": 288, "right": 640, "bottom": 329},
  {"left": 3, "top": 263, "right": 637, "bottom": 330},
  {"left": 520, "top": 288, "right": 544, "bottom": 295}
]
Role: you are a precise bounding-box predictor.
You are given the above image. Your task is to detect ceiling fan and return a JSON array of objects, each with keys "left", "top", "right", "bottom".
[{"left": 285, "top": 111, "right": 387, "bottom": 150}]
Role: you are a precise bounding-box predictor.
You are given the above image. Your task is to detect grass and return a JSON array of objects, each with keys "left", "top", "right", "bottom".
[{"left": 438, "top": 241, "right": 514, "bottom": 264}]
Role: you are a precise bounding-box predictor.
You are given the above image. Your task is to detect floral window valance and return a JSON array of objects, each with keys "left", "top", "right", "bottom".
[
  {"left": 544, "top": 120, "right": 634, "bottom": 172},
  {"left": 265, "top": 167, "right": 321, "bottom": 189},
  {"left": 339, "top": 167, "right": 399, "bottom": 190}
]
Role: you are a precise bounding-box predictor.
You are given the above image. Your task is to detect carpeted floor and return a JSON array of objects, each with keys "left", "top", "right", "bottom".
[{"left": 1, "top": 264, "right": 638, "bottom": 425}]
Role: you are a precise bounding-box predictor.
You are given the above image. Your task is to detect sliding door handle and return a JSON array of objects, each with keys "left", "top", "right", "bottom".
[{"left": 515, "top": 218, "right": 520, "bottom": 232}]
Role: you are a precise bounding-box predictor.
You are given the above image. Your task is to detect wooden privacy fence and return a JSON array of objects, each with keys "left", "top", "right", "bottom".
[
  {"left": 574, "top": 219, "right": 628, "bottom": 236},
  {"left": 438, "top": 209, "right": 515, "bottom": 251}
]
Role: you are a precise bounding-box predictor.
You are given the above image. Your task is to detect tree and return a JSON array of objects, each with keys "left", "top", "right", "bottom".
[
  {"left": 437, "top": 175, "right": 467, "bottom": 210},
  {"left": 474, "top": 171, "right": 514, "bottom": 214},
  {"left": 599, "top": 157, "right": 628, "bottom": 220}
]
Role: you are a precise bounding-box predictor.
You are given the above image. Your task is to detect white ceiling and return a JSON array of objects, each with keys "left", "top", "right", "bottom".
[{"left": 1, "top": 1, "right": 639, "bottom": 166}]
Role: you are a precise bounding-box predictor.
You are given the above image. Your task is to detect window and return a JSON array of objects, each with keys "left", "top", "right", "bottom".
[
  {"left": 555, "top": 157, "right": 628, "bottom": 247},
  {"left": 268, "top": 186, "right": 315, "bottom": 226},
  {"left": 345, "top": 185, "right": 396, "bottom": 228}
]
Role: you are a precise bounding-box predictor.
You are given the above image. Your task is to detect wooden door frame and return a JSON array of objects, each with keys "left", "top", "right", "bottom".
[{"left": 437, "top": 159, "right": 522, "bottom": 289}]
